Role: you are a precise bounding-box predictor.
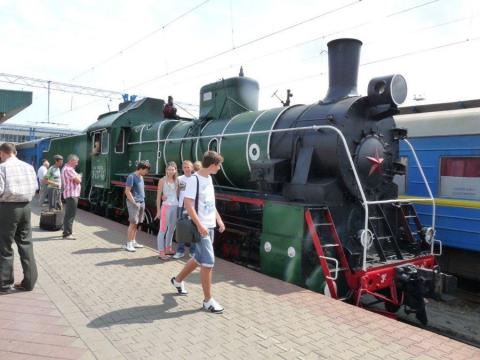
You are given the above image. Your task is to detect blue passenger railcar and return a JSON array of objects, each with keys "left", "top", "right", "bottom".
[
  {"left": 15, "top": 138, "right": 52, "bottom": 170},
  {"left": 395, "top": 107, "right": 480, "bottom": 280}
]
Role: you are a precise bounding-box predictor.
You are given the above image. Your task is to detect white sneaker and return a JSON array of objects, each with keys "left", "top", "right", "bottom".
[
  {"left": 123, "top": 242, "right": 136, "bottom": 252},
  {"left": 203, "top": 298, "right": 224, "bottom": 313},
  {"left": 172, "top": 252, "right": 184, "bottom": 259},
  {"left": 170, "top": 277, "right": 188, "bottom": 295},
  {"left": 132, "top": 240, "right": 144, "bottom": 248}
]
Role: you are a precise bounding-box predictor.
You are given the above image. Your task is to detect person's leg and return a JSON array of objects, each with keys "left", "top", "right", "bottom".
[
  {"left": 14, "top": 204, "right": 37, "bottom": 290},
  {"left": 0, "top": 203, "right": 16, "bottom": 291},
  {"left": 125, "top": 201, "right": 139, "bottom": 250},
  {"left": 200, "top": 266, "right": 213, "bottom": 301},
  {"left": 127, "top": 223, "right": 136, "bottom": 240},
  {"left": 131, "top": 224, "right": 138, "bottom": 241},
  {"left": 157, "top": 204, "right": 169, "bottom": 258},
  {"left": 189, "top": 242, "right": 196, "bottom": 256},
  {"left": 38, "top": 184, "right": 47, "bottom": 205},
  {"left": 70, "top": 197, "right": 78, "bottom": 232},
  {"left": 165, "top": 205, "right": 177, "bottom": 254},
  {"left": 197, "top": 230, "right": 222, "bottom": 312},
  {"left": 47, "top": 188, "right": 55, "bottom": 210},
  {"left": 52, "top": 188, "right": 61, "bottom": 210},
  {"left": 175, "top": 258, "right": 198, "bottom": 282},
  {"left": 174, "top": 207, "right": 185, "bottom": 256},
  {"left": 62, "top": 197, "right": 74, "bottom": 237},
  {"left": 134, "top": 203, "right": 145, "bottom": 241}
]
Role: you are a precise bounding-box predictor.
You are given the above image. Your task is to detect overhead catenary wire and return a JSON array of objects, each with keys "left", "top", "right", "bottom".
[
  {"left": 125, "top": 0, "right": 363, "bottom": 91},
  {"left": 45, "top": 35, "right": 479, "bottom": 124},
  {"left": 25, "top": 0, "right": 469, "bottom": 124},
  {"left": 69, "top": 0, "right": 211, "bottom": 82},
  {"left": 261, "top": 36, "right": 480, "bottom": 90},
  {"left": 145, "top": 0, "right": 451, "bottom": 92}
]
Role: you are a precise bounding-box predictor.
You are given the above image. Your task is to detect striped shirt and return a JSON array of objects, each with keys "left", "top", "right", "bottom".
[
  {"left": 0, "top": 156, "right": 38, "bottom": 202},
  {"left": 61, "top": 164, "right": 81, "bottom": 198}
]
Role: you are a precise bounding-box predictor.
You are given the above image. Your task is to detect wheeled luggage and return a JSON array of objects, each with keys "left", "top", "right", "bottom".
[{"left": 39, "top": 210, "right": 63, "bottom": 231}]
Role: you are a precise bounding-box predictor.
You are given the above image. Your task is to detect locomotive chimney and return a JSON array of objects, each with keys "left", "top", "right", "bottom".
[{"left": 322, "top": 38, "right": 362, "bottom": 104}]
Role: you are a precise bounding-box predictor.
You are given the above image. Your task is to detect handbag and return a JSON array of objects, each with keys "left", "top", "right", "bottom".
[{"left": 175, "top": 175, "right": 201, "bottom": 244}]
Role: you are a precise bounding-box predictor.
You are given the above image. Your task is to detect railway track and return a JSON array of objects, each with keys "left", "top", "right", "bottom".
[{"left": 398, "top": 280, "right": 480, "bottom": 348}]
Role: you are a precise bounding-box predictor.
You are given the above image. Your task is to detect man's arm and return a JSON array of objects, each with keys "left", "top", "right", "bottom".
[
  {"left": 45, "top": 168, "right": 60, "bottom": 187},
  {"left": 216, "top": 210, "right": 225, "bottom": 233},
  {"left": 0, "top": 171, "right": 5, "bottom": 196},
  {"left": 155, "top": 178, "right": 164, "bottom": 219},
  {"left": 125, "top": 187, "right": 136, "bottom": 203},
  {"left": 65, "top": 168, "right": 81, "bottom": 185}
]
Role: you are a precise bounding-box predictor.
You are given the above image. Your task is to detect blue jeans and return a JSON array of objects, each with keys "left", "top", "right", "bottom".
[
  {"left": 175, "top": 208, "right": 196, "bottom": 255},
  {"left": 193, "top": 229, "right": 215, "bottom": 268}
]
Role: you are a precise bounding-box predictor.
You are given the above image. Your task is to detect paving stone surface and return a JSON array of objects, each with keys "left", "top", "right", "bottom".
[{"left": 2, "top": 205, "right": 479, "bottom": 359}]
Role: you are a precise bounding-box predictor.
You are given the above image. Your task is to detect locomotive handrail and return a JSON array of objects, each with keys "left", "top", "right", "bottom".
[
  {"left": 128, "top": 125, "right": 437, "bottom": 270},
  {"left": 402, "top": 138, "right": 437, "bottom": 255}
]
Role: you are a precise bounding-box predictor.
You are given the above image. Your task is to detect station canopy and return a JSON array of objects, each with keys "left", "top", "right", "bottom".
[{"left": 0, "top": 89, "right": 32, "bottom": 124}]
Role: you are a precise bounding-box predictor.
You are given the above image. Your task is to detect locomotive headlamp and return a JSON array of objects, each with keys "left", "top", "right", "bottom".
[
  {"left": 422, "top": 227, "right": 435, "bottom": 244},
  {"left": 367, "top": 74, "right": 407, "bottom": 107}
]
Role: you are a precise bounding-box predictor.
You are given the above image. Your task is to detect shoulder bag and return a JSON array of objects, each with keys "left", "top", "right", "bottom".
[{"left": 175, "top": 175, "right": 201, "bottom": 244}]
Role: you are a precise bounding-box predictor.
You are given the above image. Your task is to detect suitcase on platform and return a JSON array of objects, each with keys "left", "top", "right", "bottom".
[{"left": 40, "top": 210, "right": 64, "bottom": 231}]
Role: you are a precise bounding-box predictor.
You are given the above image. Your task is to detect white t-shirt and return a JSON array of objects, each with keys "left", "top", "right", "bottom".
[
  {"left": 184, "top": 173, "right": 216, "bottom": 228},
  {"left": 177, "top": 174, "right": 191, "bottom": 208},
  {"left": 37, "top": 165, "right": 48, "bottom": 182}
]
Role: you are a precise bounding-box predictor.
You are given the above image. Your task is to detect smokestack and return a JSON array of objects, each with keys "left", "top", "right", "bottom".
[{"left": 322, "top": 38, "right": 362, "bottom": 104}]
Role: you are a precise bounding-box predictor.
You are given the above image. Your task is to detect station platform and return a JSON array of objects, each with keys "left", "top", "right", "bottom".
[{"left": 1, "top": 205, "right": 479, "bottom": 360}]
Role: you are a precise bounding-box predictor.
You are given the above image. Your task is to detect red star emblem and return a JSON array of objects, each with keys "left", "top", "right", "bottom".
[{"left": 366, "top": 148, "right": 384, "bottom": 176}]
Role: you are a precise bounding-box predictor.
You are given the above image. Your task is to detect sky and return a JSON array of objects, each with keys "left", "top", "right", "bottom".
[{"left": 1, "top": 0, "right": 480, "bottom": 130}]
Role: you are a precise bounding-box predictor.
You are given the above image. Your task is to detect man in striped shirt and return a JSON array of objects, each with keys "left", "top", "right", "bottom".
[
  {"left": 61, "top": 154, "right": 82, "bottom": 240},
  {"left": 0, "top": 142, "right": 38, "bottom": 293}
]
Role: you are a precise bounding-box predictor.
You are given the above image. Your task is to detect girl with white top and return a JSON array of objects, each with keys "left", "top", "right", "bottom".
[{"left": 156, "top": 162, "right": 179, "bottom": 260}]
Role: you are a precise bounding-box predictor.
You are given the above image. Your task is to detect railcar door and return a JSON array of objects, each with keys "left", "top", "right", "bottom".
[{"left": 91, "top": 130, "right": 111, "bottom": 189}]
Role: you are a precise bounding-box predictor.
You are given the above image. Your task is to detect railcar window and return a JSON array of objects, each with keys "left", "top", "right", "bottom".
[
  {"left": 101, "top": 130, "right": 109, "bottom": 155},
  {"left": 439, "top": 157, "right": 480, "bottom": 201},
  {"left": 393, "top": 156, "right": 408, "bottom": 195}
]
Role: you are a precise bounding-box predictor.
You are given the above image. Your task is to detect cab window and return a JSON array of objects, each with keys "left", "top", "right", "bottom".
[
  {"left": 101, "top": 130, "right": 109, "bottom": 155},
  {"left": 92, "top": 133, "right": 101, "bottom": 155},
  {"left": 115, "top": 129, "right": 126, "bottom": 154}
]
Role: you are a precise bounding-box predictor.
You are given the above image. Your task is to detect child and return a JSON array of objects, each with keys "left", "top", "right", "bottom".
[{"left": 156, "top": 162, "right": 179, "bottom": 260}]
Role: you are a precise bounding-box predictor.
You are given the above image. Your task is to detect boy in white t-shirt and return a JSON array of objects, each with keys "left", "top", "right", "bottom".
[{"left": 171, "top": 151, "right": 226, "bottom": 313}]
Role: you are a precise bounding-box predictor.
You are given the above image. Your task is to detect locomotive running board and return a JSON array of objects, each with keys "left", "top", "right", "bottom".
[{"left": 305, "top": 207, "right": 352, "bottom": 299}]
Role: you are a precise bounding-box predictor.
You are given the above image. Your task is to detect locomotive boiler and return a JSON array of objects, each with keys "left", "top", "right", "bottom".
[{"left": 40, "top": 38, "right": 454, "bottom": 324}]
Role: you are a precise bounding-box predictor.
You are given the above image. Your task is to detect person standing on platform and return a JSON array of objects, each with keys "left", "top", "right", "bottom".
[
  {"left": 156, "top": 161, "right": 179, "bottom": 260},
  {"left": 0, "top": 142, "right": 38, "bottom": 293},
  {"left": 173, "top": 160, "right": 196, "bottom": 259},
  {"left": 37, "top": 159, "right": 49, "bottom": 206},
  {"left": 61, "top": 155, "right": 82, "bottom": 240},
  {"left": 171, "top": 151, "right": 226, "bottom": 313},
  {"left": 193, "top": 161, "right": 202, "bottom": 172},
  {"left": 124, "top": 161, "right": 150, "bottom": 252},
  {"left": 46, "top": 155, "right": 63, "bottom": 210}
]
